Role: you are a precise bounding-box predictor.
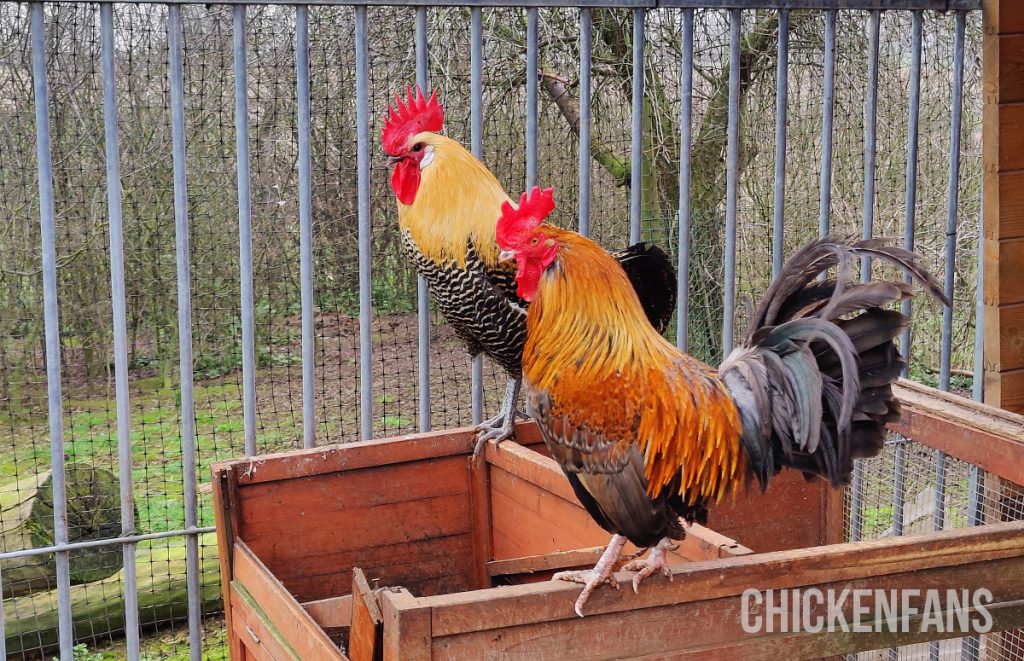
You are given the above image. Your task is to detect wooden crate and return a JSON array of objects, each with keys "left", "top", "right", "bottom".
[{"left": 212, "top": 380, "right": 1024, "bottom": 660}]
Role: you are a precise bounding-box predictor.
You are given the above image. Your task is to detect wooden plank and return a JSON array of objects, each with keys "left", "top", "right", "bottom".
[
  {"left": 275, "top": 533, "right": 476, "bottom": 603},
  {"left": 430, "top": 561, "right": 1024, "bottom": 660},
  {"left": 486, "top": 547, "right": 608, "bottom": 578},
  {"left": 997, "top": 105, "right": 1024, "bottom": 174},
  {"left": 241, "top": 492, "right": 472, "bottom": 568},
  {"left": 379, "top": 588, "right": 431, "bottom": 661},
  {"left": 302, "top": 595, "right": 352, "bottom": 630},
  {"left": 468, "top": 451, "right": 494, "bottom": 589},
  {"left": 230, "top": 584, "right": 301, "bottom": 661},
  {"left": 890, "top": 380, "right": 1024, "bottom": 485},
  {"left": 349, "top": 568, "right": 383, "bottom": 661},
  {"left": 220, "top": 421, "right": 543, "bottom": 486},
  {"left": 211, "top": 464, "right": 240, "bottom": 661},
  {"left": 233, "top": 541, "right": 345, "bottom": 660},
  {"left": 985, "top": 0, "right": 1024, "bottom": 36},
  {"left": 424, "top": 519, "right": 1024, "bottom": 637}
]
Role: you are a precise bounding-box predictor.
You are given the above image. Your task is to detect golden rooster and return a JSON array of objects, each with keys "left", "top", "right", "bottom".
[
  {"left": 381, "top": 87, "right": 677, "bottom": 452},
  {"left": 496, "top": 187, "right": 947, "bottom": 616}
]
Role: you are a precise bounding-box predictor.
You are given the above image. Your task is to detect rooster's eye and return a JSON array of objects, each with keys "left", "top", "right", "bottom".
[
  {"left": 530, "top": 237, "right": 539, "bottom": 246},
  {"left": 412, "top": 143, "right": 423, "bottom": 152}
]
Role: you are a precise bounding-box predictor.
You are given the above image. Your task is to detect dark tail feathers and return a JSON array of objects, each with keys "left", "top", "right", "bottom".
[
  {"left": 612, "top": 242, "right": 678, "bottom": 334},
  {"left": 718, "top": 238, "right": 947, "bottom": 490}
]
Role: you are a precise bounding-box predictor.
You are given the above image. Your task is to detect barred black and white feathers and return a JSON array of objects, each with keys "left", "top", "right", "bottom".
[{"left": 719, "top": 238, "right": 948, "bottom": 489}]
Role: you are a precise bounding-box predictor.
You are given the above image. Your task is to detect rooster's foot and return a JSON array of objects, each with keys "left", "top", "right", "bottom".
[
  {"left": 472, "top": 378, "right": 528, "bottom": 458},
  {"left": 553, "top": 534, "right": 627, "bottom": 617},
  {"left": 622, "top": 537, "right": 677, "bottom": 594}
]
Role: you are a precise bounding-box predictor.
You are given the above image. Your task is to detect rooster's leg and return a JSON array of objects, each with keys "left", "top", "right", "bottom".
[
  {"left": 472, "top": 377, "right": 527, "bottom": 457},
  {"left": 622, "top": 537, "right": 676, "bottom": 594},
  {"left": 552, "top": 534, "right": 627, "bottom": 617}
]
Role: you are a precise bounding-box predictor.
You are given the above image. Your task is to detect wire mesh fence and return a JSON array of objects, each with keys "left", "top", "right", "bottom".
[{"left": 0, "top": 0, "right": 999, "bottom": 658}]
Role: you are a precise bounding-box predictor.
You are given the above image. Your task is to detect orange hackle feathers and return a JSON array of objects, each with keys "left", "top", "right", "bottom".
[
  {"left": 521, "top": 226, "right": 747, "bottom": 506},
  {"left": 381, "top": 86, "right": 444, "bottom": 154}
]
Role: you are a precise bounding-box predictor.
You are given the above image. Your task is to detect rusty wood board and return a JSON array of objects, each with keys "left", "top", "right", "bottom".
[
  {"left": 379, "top": 588, "right": 431, "bottom": 661},
  {"left": 423, "top": 519, "right": 1024, "bottom": 637},
  {"left": 468, "top": 451, "right": 494, "bottom": 589},
  {"left": 891, "top": 379, "right": 1024, "bottom": 485},
  {"left": 349, "top": 568, "right": 383, "bottom": 661},
  {"left": 429, "top": 561, "right": 1024, "bottom": 660},
  {"left": 233, "top": 541, "right": 345, "bottom": 660},
  {"left": 212, "top": 421, "right": 543, "bottom": 486},
  {"left": 302, "top": 595, "right": 352, "bottom": 630},
  {"left": 231, "top": 583, "right": 303, "bottom": 661}
]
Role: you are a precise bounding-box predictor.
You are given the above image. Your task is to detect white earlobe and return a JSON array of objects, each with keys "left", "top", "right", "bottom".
[{"left": 420, "top": 145, "right": 435, "bottom": 170}]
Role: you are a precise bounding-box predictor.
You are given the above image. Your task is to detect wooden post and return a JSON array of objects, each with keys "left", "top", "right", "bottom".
[
  {"left": 984, "top": 0, "right": 1024, "bottom": 410},
  {"left": 982, "top": 6, "right": 1024, "bottom": 659}
]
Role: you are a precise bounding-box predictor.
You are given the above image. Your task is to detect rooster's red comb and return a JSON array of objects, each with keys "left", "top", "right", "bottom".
[
  {"left": 496, "top": 187, "right": 556, "bottom": 249},
  {"left": 381, "top": 86, "right": 444, "bottom": 154}
]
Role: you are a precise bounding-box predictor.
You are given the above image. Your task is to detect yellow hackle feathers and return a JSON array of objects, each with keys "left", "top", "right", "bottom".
[{"left": 396, "top": 132, "right": 511, "bottom": 268}]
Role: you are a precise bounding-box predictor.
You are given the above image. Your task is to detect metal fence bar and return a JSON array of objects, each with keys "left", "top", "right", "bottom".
[
  {"left": 579, "top": 7, "right": 592, "bottom": 237},
  {"left": 849, "top": 8, "right": 879, "bottom": 546},
  {"left": 676, "top": 8, "right": 693, "bottom": 351},
  {"left": 356, "top": 5, "right": 373, "bottom": 441},
  {"left": 860, "top": 9, "right": 879, "bottom": 281},
  {"left": 416, "top": 7, "right": 432, "bottom": 433},
  {"left": 31, "top": 4, "right": 74, "bottom": 658},
  {"left": 0, "top": 526, "right": 216, "bottom": 562},
  {"left": 234, "top": 4, "right": 258, "bottom": 458},
  {"left": 101, "top": 3, "right": 141, "bottom": 656},
  {"left": 470, "top": 6, "right": 484, "bottom": 425},
  {"left": 526, "top": 7, "right": 538, "bottom": 189},
  {"left": 818, "top": 9, "right": 836, "bottom": 238},
  {"left": 892, "top": 9, "right": 923, "bottom": 552},
  {"left": 296, "top": 5, "right": 316, "bottom": 449},
  {"left": 722, "top": 7, "right": 740, "bottom": 356},
  {"left": 962, "top": 192, "right": 985, "bottom": 661},
  {"left": 167, "top": 6, "right": 203, "bottom": 658},
  {"left": 771, "top": 8, "right": 788, "bottom": 280},
  {"left": 629, "top": 7, "right": 644, "bottom": 244}
]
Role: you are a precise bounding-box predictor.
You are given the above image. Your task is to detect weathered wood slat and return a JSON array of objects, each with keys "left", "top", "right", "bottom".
[
  {"left": 302, "top": 595, "right": 352, "bottom": 630},
  {"left": 891, "top": 380, "right": 1024, "bottom": 485},
  {"left": 230, "top": 584, "right": 301, "bottom": 661},
  {"left": 349, "top": 568, "right": 383, "bottom": 661},
  {"left": 425, "top": 520, "right": 1024, "bottom": 637},
  {"left": 233, "top": 541, "right": 344, "bottom": 660},
  {"left": 379, "top": 588, "right": 431, "bottom": 661}
]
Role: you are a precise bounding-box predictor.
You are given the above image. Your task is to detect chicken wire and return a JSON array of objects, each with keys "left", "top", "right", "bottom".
[{"left": 0, "top": 1, "right": 1003, "bottom": 658}]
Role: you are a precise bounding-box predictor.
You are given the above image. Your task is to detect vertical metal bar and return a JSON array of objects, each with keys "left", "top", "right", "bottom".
[
  {"left": 525, "top": 7, "right": 538, "bottom": 189},
  {"left": 861, "top": 10, "right": 880, "bottom": 280},
  {"left": 234, "top": 4, "right": 257, "bottom": 457},
  {"left": 629, "top": 8, "right": 644, "bottom": 245},
  {"left": 891, "top": 14, "right": 923, "bottom": 562},
  {"left": 0, "top": 565, "right": 5, "bottom": 660},
  {"left": 849, "top": 8, "right": 880, "bottom": 548},
  {"left": 356, "top": 6, "right": 373, "bottom": 441},
  {"left": 676, "top": 8, "right": 693, "bottom": 351},
  {"left": 933, "top": 9, "right": 967, "bottom": 553},
  {"left": 722, "top": 8, "right": 741, "bottom": 357},
  {"left": 470, "top": 7, "right": 484, "bottom": 425},
  {"left": 818, "top": 9, "right": 836, "bottom": 239},
  {"left": 167, "top": 6, "right": 202, "bottom": 658},
  {"left": 296, "top": 5, "right": 315, "bottom": 449},
  {"left": 962, "top": 178, "right": 985, "bottom": 661},
  {"left": 416, "top": 7, "right": 431, "bottom": 433},
  {"left": 579, "top": 7, "right": 592, "bottom": 238},
  {"left": 101, "top": 3, "right": 140, "bottom": 656},
  {"left": 771, "top": 9, "right": 789, "bottom": 280},
  {"left": 900, "top": 11, "right": 923, "bottom": 373},
  {"left": 31, "top": 5, "right": 73, "bottom": 658}
]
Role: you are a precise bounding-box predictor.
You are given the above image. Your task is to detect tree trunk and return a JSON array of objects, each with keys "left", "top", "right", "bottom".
[{"left": 0, "top": 463, "right": 135, "bottom": 599}]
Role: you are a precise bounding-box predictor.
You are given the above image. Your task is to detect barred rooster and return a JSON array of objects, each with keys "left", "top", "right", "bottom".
[
  {"left": 496, "top": 187, "right": 948, "bottom": 616},
  {"left": 381, "top": 87, "right": 676, "bottom": 451}
]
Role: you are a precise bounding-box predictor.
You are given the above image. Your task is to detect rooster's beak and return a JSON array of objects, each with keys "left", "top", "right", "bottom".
[
  {"left": 498, "top": 249, "right": 517, "bottom": 263},
  {"left": 387, "top": 155, "right": 403, "bottom": 166}
]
